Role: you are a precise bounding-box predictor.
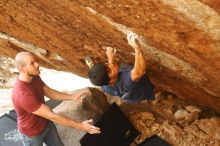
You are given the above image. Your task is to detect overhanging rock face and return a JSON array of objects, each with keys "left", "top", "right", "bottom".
[{"left": 0, "top": 0, "right": 220, "bottom": 112}]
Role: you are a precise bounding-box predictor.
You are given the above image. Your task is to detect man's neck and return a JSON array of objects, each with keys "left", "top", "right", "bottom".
[{"left": 19, "top": 73, "right": 33, "bottom": 83}]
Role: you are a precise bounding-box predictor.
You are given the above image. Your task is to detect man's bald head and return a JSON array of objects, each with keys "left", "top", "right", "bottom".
[{"left": 15, "top": 52, "right": 35, "bottom": 72}]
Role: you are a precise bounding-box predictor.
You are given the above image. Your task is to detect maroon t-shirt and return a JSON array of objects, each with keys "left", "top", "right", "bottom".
[{"left": 12, "top": 76, "right": 48, "bottom": 137}]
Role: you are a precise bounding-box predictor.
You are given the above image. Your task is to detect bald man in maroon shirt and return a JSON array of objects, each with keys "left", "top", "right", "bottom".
[{"left": 12, "top": 52, "right": 100, "bottom": 146}]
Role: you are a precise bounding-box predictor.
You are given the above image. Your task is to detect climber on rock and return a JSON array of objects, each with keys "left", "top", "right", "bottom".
[{"left": 86, "top": 33, "right": 155, "bottom": 103}]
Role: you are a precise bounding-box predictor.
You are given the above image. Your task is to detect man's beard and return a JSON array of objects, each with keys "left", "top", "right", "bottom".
[{"left": 27, "top": 70, "right": 40, "bottom": 77}]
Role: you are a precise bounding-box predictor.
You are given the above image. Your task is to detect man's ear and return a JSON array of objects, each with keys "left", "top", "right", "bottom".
[{"left": 19, "top": 65, "right": 25, "bottom": 73}]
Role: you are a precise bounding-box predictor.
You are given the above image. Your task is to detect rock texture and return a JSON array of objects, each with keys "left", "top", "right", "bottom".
[
  {"left": 0, "top": 0, "right": 220, "bottom": 112},
  {"left": 123, "top": 91, "right": 220, "bottom": 146},
  {"left": 53, "top": 88, "right": 109, "bottom": 146},
  {"left": 52, "top": 89, "right": 220, "bottom": 146},
  {"left": 0, "top": 55, "right": 16, "bottom": 88}
]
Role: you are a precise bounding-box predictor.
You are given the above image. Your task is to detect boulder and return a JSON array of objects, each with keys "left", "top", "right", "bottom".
[{"left": 53, "top": 87, "right": 109, "bottom": 146}]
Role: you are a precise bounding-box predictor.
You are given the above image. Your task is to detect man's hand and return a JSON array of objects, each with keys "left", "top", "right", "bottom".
[
  {"left": 127, "top": 33, "right": 139, "bottom": 49},
  {"left": 81, "top": 119, "right": 101, "bottom": 134},
  {"left": 71, "top": 90, "right": 90, "bottom": 102},
  {"left": 33, "top": 104, "right": 101, "bottom": 134}
]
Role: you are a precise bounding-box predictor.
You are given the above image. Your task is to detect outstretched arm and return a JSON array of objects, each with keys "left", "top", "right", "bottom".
[
  {"left": 33, "top": 104, "right": 101, "bottom": 134},
  {"left": 127, "top": 33, "right": 147, "bottom": 81},
  {"left": 43, "top": 84, "right": 88, "bottom": 102}
]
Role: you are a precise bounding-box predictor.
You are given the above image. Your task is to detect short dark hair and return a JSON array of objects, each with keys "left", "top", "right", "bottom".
[{"left": 88, "top": 63, "right": 110, "bottom": 86}]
